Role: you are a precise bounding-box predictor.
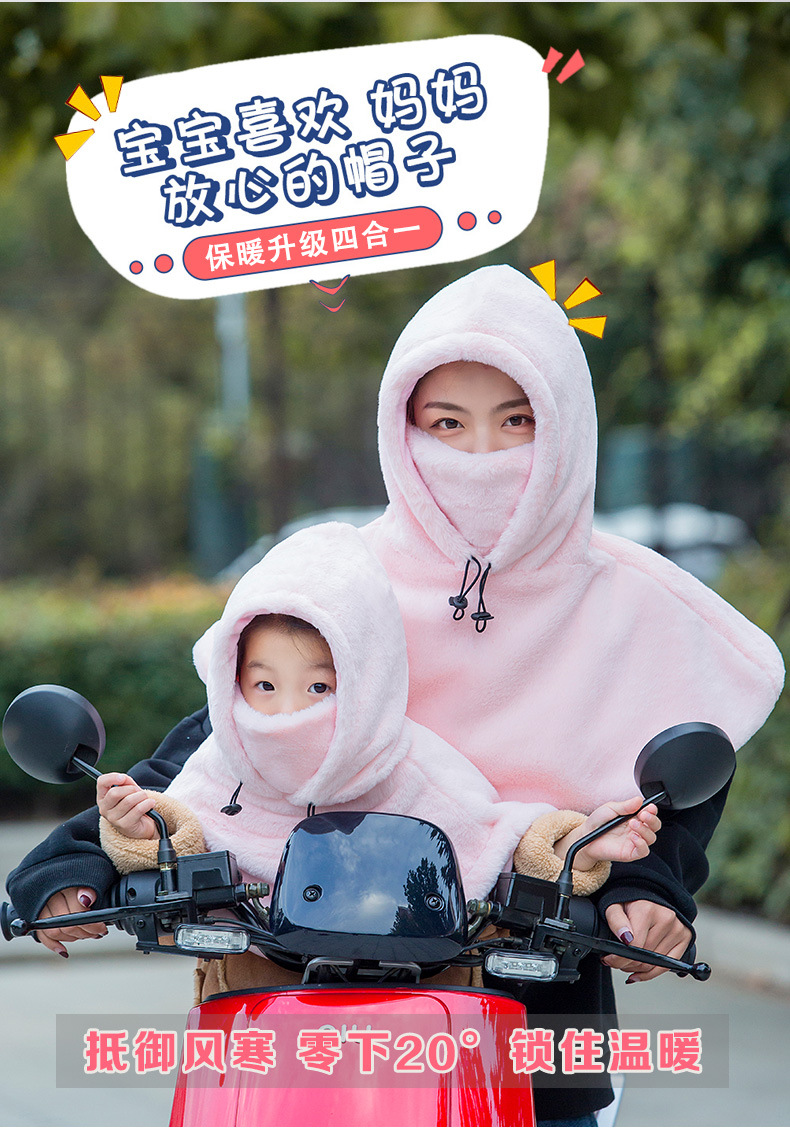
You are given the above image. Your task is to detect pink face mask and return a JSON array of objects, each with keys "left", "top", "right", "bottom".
[
  {"left": 406, "top": 425, "right": 534, "bottom": 555},
  {"left": 230, "top": 688, "right": 337, "bottom": 800}
]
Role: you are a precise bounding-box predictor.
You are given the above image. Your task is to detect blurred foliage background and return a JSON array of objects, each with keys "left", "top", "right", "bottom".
[{"left": 1, "top": 2, "right": 789, "bottom": 920}]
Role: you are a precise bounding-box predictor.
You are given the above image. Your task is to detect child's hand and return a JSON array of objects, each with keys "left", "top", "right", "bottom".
[
  {"left": 555, "top": 795, "right": 661, "bottom": 871},
  {"left": 97, "top": 773, "right": 158, "bottom": 839}
]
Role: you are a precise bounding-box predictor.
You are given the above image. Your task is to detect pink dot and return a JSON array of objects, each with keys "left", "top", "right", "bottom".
[
  {"left": 155, "top": 254, "right": 174, "bottom": 273},
  {"left": 457, "top": 212, "right": 476, "bottom": 231},
  {"left": 488, "top": 211, "right": 502, "bottom": 224},
  {"left": 129, "top": 261, "right": 143, "bottom": 275}
]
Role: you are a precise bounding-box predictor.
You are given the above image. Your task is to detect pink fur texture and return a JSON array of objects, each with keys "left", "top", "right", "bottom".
[
  {"left": 361, "top": 265, "right": 784, "bottom": 812},
  {"left": 166, "top": 522, "right": 552, "bottom": 897}
]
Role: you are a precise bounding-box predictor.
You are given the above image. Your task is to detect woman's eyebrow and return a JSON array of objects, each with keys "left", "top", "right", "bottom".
[
  {"left": 421, "top": 401, "right": 470, "bottom": 412},
  {"left": 494, "top": 397, "right": 532, "bottom": 411}
]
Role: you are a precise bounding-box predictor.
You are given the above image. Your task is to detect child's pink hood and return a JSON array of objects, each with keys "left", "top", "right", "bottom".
[
  {"left": 166, "top": 522, "right": 551, "bottom": 896},
  {"left": 362, "top": 265, "right": 784, "bottom": 810}
]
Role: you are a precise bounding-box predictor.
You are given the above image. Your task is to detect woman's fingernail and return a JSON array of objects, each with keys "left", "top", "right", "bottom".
[
  {"left": 59, "top": 950, "right": 69, "bottom": 959},
  {"left": 625, "top": 974, "right": 640, "bottom": 984},
  {"left": 618, "top": 930, "right": 634, "bottom": 945},
  {"left": 78, "top": 894, "right": 93, "bottom": 908}
]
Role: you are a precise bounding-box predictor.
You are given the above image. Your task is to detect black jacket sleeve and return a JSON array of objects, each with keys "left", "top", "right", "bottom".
[
  {"left": 5, "top": 706, "right": 212, "bottom": 922},
  {"left": 593, "top": 776, "right": 733, "bottom": 937}
]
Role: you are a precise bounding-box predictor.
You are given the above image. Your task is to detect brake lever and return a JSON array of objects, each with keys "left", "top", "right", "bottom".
[
  {"left": 2, "top": 897, "right": 195, "bottom": 938},
  {"left": 539, "top": 921, "right": 711, "bottom": 981}
]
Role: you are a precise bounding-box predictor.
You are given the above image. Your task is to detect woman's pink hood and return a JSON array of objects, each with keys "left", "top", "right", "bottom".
[
  {"left": 166, "top": 522, "right": 551, "bottom": 896},
  {"left": 379, "top": 263, "right": 597, "bottom": 571},
  {"left": 362, "top": 265, "right": 784, "bottom": 809}
]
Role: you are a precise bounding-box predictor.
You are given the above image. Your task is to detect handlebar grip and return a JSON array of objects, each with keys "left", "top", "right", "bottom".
[
  {"left": 676, "top": 941, "right": 696, "bottom": 976},
  {"left": 1, "top": 900, "right": 27, "bottom": 941}
]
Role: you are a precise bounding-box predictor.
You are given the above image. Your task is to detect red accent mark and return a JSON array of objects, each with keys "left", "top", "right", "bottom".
[
  {"left": 130, "top": 261, "right": 143, "bottom": 275},
  {"left": 458, "top": 212, "right": 476, "bottom": 231},
  {"left": 542, "top": 48, "right": 564, "bottom": 74},
  {"left": 557, "top": 50, "right": 585, "bottom": 83},
  {"left": 543, "top": 47, "right": 586, "bottom": 84},
  {"left": 320, "top": 298, "right": 346, "bottom": 313},
  {"left": 488, "top": 211, "right": 501, "bottom": 224},
  {"left": 311, "top": 275, "right": 349, "bottom": 295},
  {"left": 155, "top": 254, "right": 173, "bottom": 273}
]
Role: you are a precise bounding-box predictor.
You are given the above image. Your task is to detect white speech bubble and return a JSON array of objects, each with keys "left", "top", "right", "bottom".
[{"left": 64, "top": 35, "right": 548, "bottom": 299}]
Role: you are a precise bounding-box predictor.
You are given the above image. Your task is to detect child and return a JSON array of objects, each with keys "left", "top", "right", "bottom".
[{"left": 97, "top": 523, "right": 660, "bottom": 995}]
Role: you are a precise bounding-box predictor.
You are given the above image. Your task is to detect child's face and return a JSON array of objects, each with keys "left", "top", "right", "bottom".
[
  {"left": 238, "top": 622, "right": 336, "bottom": 715},
  {"left": 411, "top": 361, "right": 535, "bottom": 453}
]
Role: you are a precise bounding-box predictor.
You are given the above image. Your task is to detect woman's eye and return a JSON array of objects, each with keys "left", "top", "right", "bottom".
[
  {"left": 310, "top": 683, "right": 331, "bottom": 694},
  {"left": 256, "top": 681, "right": 275, "bottom": 691},
  {"left": 432, "top": 417, "right": 462, "bottom": 430},
  {"left": 505, "top": 414, "right": 535, "bottom": 428}
]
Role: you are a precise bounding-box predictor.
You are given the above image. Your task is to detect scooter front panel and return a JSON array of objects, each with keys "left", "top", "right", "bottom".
[{"left": 170, "top": 985, "right": 534, "bottom": 1127}]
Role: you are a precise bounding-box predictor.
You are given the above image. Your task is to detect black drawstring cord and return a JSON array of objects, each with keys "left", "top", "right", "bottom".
[
  {"left": 307, "top": 803, "right": 316, "bottom": 818},
  {"left": 449, "top": 557, "right": 494, "bottom": 632},
  {"left": 448, "top": 556, "right": 482, "bottom": 621},
  {"left": 221, "top": 781, "right": 244, "bottom": 816},
  {"left": 471, "top": 562, "right": 493, "bottom": 632}
]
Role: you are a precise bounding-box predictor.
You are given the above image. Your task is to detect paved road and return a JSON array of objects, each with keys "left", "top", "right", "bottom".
[
  {"left": 612, "top": 970, "right": 790, "bottom": 1127},
  {"left": 0, "top": 950, "right": 190, "bottom": 1127}
]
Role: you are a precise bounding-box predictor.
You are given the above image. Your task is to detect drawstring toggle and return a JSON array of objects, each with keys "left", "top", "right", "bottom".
[
  {"left": 221, "top": 781, "right": 244, "bottom": 816},
  {"left": 450, "top": 558, "right": 494, "bottom": 633},
  {"left": 449, "top": 557, "right": 482, "bottom": 621}
]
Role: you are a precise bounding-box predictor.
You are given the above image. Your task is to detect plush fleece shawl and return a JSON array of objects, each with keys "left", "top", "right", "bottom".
[
  {"left": 361, "top": 265, "right": 784, "bottom": 811},
  {"left": 166, "top": 522, "right": 552, "bottom": 897}
]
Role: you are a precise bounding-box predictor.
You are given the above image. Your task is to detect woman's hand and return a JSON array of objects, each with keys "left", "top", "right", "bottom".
[
  {"left": 35, "top": 887, "right": 106, "bottom": 957},
  {"left": 604, "top": 900, "right": 692, "bottom": 983},
  {"left": 97, "top": 772, "right": 157, "bottom": 839},
  {"left": 555, "top": 795, "right": 661, "bottom": 870}
]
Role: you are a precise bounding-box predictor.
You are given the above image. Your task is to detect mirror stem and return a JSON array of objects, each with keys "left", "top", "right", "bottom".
[
  {"left": 70, "top": 755, "right": 102, "bottom": 781},
  {"left": 556, "top": 790, "right": 667, "bottom": 919},
  {"left": 70, "top": 755, "right": 178, "bottom": 894}
]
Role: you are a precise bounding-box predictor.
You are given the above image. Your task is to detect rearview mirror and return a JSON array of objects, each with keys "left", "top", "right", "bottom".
[
  {"left": 634, "top": 722, "right": 735, "bottom": 811},
  {"left": 2, "top": 685, "right": 105, "bottom": 784}
]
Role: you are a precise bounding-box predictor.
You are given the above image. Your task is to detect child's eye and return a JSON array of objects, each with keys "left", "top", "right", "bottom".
[
  {"left": 432, "top": 417, "right": 463, "bottom": 431},
  {"left": 255, "top": 680, "right": 275, "bottom": 691},
  {"left": 309, "top": 682, "right": 331, "bottom": 694}
]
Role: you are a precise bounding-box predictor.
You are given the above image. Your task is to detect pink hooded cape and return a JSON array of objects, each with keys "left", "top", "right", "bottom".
[
  {"left": 361, "top": 265, "right": 784, "bottom": 811},
  {"left": 167, "top": 522, "right": 552, "bottom": 898}
]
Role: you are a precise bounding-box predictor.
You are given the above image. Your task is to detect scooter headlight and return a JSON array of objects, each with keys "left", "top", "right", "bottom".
[
  {"left": 175, "top": 924, "right": 250, "bottom": 955},
  {"left": 484, "top": 950, "right": 558, "bottom": 981}
]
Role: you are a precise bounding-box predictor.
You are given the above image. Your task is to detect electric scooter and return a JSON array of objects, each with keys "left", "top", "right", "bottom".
[{"left": 1, "top": 685, "right": 735, "bottom": 1127}]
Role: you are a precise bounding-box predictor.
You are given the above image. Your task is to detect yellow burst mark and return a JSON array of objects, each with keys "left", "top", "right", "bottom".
[
  {"left": 529, "top": 259, "right": 557, "bottom": 301},
  {"left": 100, "top": 75, "right": 124, "bottom": 113},
  {"left": 66, "top": 85, "right": 101, "bottom": 121},
  {"left": 563, "top": 278, "right": 601, "bottom": 310},
  {"left": 568, "top": 315, "right": 607, "bottom": 339},
  {"left": 54, "top": 129, "right": 95, "bottom": 160}
]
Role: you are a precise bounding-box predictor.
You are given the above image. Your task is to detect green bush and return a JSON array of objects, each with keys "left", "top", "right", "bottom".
[
  {"left": 702, "top": 552, "right": 790, "bottom": 923},
  {"left": 0, "top": 578, "right": 227, "bottom": 817}
]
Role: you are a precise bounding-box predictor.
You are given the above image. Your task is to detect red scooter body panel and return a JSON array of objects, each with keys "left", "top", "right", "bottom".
[{"left": 170, "top": 985, "right": 534, "bottom": 1127}]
